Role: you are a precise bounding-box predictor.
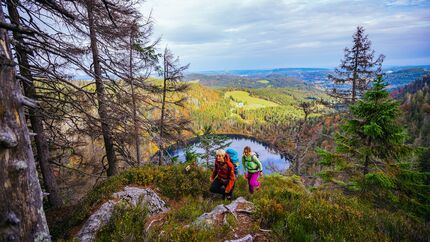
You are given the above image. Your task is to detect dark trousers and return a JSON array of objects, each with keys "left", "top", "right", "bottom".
[{"left": 210, "top": 179, "right": 234, "bottom": 198}]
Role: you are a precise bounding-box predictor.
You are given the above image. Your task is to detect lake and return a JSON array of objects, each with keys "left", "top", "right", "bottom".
[{"left": 167, "top": 135, "right": 290, "bottom": 174}]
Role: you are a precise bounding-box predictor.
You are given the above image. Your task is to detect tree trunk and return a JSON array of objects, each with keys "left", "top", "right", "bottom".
[
  {"left": 129, "top": 33, "right": 141, "bottom": 165},
  {"left": 158, "top": 53, "right": 168, "bottom": 165},
  {"left": 7, "top": 0, "right": 63, "bottom": 208},
  {"left": 206, "top": 147, "right": 210, "bottom": 168},
  {"left": 363, "top": 155, "right": 369, "bottom": 176},
  {"left": 352, "top": 46, "right": 359, "bottom": 103},
  {"left": 87, "top": 3, "right": 117, "bottom": 176},
  {"left": 363, "top": 137, "right": 372, "bottom": 176},
  {"left": 0, "top": 8, "right": 50, "bottom": 241}
]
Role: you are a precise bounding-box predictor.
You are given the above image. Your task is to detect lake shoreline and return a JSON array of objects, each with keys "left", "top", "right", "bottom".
[{"left": 166, "top": 133, "right": 291, "bottom": 174}]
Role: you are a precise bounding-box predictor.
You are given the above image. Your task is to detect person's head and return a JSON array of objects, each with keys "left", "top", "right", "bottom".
[
  {"left": 243, "top": 146, "right": 251, "bottom": 156},
  {"left": 215, "top": 149, "right": 226, "bottom": 162}
]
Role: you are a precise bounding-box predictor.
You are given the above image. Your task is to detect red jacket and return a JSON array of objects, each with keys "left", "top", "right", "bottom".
[{"left": 211, "top": 154, "right": 236, "bottom": 193}]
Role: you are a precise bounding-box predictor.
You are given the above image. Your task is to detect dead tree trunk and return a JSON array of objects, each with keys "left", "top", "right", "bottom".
[
  {"left": 158, "top": 54, "right": 168, "bottom": 165},
  {"left": 87, "top": 3, "right": 117, "bottom": 176},
  {"left": 6, "top": 0, "right": 63, "bottom": 208},
  {"left": 0, "top": 8, "right": 50, "bottom": 241},
  {"left": 129, "top": 33, "right": 141, "bottom": 165}
]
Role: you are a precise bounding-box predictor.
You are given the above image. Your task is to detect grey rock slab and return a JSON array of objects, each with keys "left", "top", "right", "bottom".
[
  {"left": 225, "top": 234, "right": 254, "bottom": 242},
  {"left": 193, "top": 197, "right": 254, "bottom": 228},
  {"left": 76, "top": 187, "right": 168, "bottom": 242},
  {"left": 76, "top": 201, "right": 116, "bottom": 242},
  {"left": 113, "top": 186, "right": 168, "bottom": 214}
]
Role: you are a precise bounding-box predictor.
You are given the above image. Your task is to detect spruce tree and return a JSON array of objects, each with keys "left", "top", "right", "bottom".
[
  {"left": 329, "top": 26, "right": 385, "bottom": 103},
  {"left": 319, "top": 78, "right": 430, "bottom": 219},
  {"left": 319, "top": 76, "right": 410, "bottom": 178}
]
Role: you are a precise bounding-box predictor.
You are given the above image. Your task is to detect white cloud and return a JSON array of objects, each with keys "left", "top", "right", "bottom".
[
  {"left": 385, "top": 0, "right": 427, "bottom": 6},
  {"left": 139, "top": 0, "right": 430, "bottom": 71}
]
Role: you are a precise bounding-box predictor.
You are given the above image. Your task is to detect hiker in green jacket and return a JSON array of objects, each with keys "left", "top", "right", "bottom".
[{"left": 242, "top": 146, "right": 263, "bottom": 193}]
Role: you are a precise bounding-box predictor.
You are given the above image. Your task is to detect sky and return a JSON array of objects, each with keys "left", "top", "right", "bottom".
[{"left": 140, "top": 0, "right": 430, "bottom": 72}]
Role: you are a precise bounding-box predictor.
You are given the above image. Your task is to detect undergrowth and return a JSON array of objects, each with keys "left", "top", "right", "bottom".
[{"left": 49, "top": 165, "right": 430, "bottom": 241}]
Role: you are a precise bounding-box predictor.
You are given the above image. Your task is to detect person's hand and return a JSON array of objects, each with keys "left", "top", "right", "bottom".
[
  {"left": 210, "top": 177, "right": 214, "bottom": 183},
  {"left": 260, "top": 171, "right": 263, "bottom": 176},
  {"left": 244, "top": 173, "right": 248, "bottom": 179}
]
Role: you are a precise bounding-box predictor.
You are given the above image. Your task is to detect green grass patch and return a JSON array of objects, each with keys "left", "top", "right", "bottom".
[
  {"left": 96, "top": 201, "right": 149, "bottom": 242},
  {"left": 225, "top": 90, "right": 278, "bottom": 110},
  {"left": 248, "top": 175, "right": 429, "bottom": 241}
]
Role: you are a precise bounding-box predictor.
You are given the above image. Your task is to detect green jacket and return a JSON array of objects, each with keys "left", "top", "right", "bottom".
[{"left": 242, "top": 153, "right": 263, "bottom": 173}]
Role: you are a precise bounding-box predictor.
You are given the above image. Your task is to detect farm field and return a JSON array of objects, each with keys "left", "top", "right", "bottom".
[{"left": 225, "top": 90, "right": 279, "bottom": 110}]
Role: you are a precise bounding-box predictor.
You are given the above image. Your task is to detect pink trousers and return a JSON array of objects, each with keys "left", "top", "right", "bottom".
[{"left": 247, "top": 172, "right": 260, "bottom": 193}]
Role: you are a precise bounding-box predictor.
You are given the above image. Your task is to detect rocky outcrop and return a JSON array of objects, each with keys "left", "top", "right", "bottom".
[
  {"left": 75, "top": 187, "right": 168, "bottom": 242},
  {"left": 192, "top": 197, "right": 258, "bottom": 241},
  {"left": 225, "top": 234, "right": 254, "bottom": 242},
  {"left": 112, "top": 186, "right": 168, "bottom": 214},
  {"left": 194, "top": 197, "right": 255, "bottom": 228}
]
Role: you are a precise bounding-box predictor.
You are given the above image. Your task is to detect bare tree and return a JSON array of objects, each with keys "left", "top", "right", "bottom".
[
  {"left": 158, "top": 48, "right": 190, "bottom": 165},
  {"left": 329, "top": 26, "right": 384, "bottom": 103},
  {"left": 6, "top": 0, "right": 63, "bottom": 208},
  {"left": 0, "top": 6, "right": 50, "bottom": 241},
  {"left": 118, "top": 16, "right": 160, "bottom": 166}
]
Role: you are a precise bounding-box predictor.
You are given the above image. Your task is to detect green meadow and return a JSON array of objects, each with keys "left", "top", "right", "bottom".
[{"left": 225, "top": 90, "right": 279, "bottom": 110}]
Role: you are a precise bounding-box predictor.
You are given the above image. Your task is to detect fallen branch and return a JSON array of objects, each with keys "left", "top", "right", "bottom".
[
  {"left": 145, "top": 217, "right": 164, "bottom": 233},
  {"left": 259, "top": 228, "right": 272, "bottom": 232}
]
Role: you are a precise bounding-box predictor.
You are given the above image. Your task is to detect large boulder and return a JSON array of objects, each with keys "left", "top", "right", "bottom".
[
  {"left": 75, "top": 187, "right": 168, "bottom": 242},
  {"left": 113, "top": 186, "right": 168, "bottom": 214}
]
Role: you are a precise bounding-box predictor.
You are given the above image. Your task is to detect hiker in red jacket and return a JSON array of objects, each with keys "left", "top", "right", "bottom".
[{"left": 210, "top": 149, "right": 236, "bottom": 200}]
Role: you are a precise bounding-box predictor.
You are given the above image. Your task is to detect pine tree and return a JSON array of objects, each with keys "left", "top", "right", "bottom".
[
  {"left": 329, "top": 26, "right": 385, "bottom": 103},
  {"left": 319, "top": 67, "right": 429, "bottom": 221},
  {"left": 319, "top": 76, "right": 411, "bottom": 178}
]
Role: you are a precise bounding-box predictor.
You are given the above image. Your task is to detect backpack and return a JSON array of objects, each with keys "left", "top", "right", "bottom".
[
  {"left": 226, "top": 148, "right": 239, "bottom": 167},
  {"left": 226, "top": 149, "right": 240, "bottom": 174}
]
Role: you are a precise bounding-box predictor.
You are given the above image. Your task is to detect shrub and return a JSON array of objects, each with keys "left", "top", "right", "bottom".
[
  {"left": 96, "top": 201, "right": 148, "bottom": 242},
  {"left": 50, "top": 164, "right": 211, "bottom": 239}
]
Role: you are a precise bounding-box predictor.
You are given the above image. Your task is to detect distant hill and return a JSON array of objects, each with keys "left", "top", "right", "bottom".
[
  {"left": 187, "top": 65, "right": 430, "bottom": 90},
  {"left": 196, "top": 67, "right": 330, "bottom": 76},
  {"left": 185, "top": 73, "right": 311, "bottom": 89},
  {"left": 391, "top": 74, "right": 430, "bottom": 99},
  {"left": 385, "top": 67, "right": 430, "bottom": 90},
  {"left": 395, "top": 75, "right": 430, "bottom": 147}
]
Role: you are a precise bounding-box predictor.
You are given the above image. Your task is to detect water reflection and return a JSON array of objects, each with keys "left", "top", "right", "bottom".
[{"left": 168, "top": 135, "right": 290, "bottom": 174}]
